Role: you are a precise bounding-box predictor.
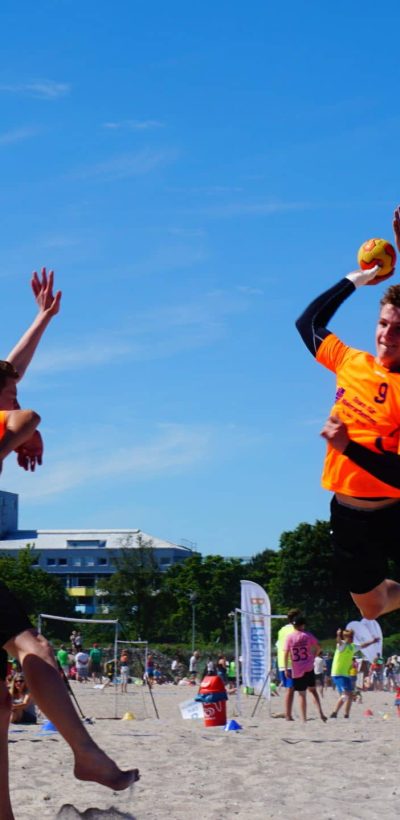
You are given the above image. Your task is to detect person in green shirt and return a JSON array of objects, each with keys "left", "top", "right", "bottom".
[
  {"left": 330, "top": 627, "right": 379, "bottom": 719},
  {"left": 89, "top": 644, "right": 103, "bottom": 683},
  {"left": 56, "top": 645, "right": 70, "bottom": 677}
]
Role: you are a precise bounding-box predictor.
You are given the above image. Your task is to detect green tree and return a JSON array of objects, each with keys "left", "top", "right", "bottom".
[
  {"left": 269, "top": 520, "right": 359, "bottom": 638},
  {"left": 159, "top": 553, "right": 245, "bottom": 643},
  {"left": 244, "top": 548, "right": 281, "bottom": 611},
  {"left": 0, "top": 545, "right": 75, "bottom": 625},
  {"left": 97, "top": 534, "right": 162, "bottom": 640}
]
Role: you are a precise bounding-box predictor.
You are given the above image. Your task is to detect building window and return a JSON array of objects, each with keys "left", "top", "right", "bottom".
[
  {"left": 58, "top": 558, "right": 68, "bottom": 566},
  {"left": 67, "top": 540, "right": 106, "bottom": 548},
  {"left": 46, "top": 558, "right": 56, "bottom": 566},
  {"left": 73, "top": 559, "right": 82, "bottom": 567},
  {"left": 98, "top": 557, "right": 108, "bottom": 566}
]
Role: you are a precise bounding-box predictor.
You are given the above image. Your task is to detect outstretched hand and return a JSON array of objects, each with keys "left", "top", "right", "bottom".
[
  {"left": 320, "top": 415, "right": 350, "bottom": 453},
  {"left": 346, "top": 266, "right": 381, "bottom": 288},
  {"left": 31, "top": 267, "right": 62, "bottom": 317},
  {"left": 15, "top": 430, "right": 43, "bottom": 471}
]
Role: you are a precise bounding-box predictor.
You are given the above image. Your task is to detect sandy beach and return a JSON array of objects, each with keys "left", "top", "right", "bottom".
[{"left": 7, "top": 681, "right": 400, "bottom": 820}]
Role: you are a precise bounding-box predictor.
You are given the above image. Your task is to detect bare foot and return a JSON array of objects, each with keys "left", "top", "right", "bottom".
[
  {"left": 74, "top": 748, "right": 139, "bottom": 790},
  {"left": 285, "top": 716, "right": 294, "bottom": 721},
  {"left": 320, "top": 714, "right": 327, "bottom": 722}
]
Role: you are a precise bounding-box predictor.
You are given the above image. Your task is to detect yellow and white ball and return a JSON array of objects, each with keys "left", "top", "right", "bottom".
[{"left": 357, "top": 237, "right": 397, "bottom": 285}]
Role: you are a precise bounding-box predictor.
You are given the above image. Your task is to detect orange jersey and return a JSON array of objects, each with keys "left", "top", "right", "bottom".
[
  {"left": 0, "top": 410, "right": 6, "bottom": 441},
  {"left": 317, "top": 333, "right": 400, "bottom": 497}
]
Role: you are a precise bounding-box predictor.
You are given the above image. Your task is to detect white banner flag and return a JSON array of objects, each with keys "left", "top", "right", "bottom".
[
  {"left": 240, "top": 579, "right": 271, "bottom": 698},
  {"left": 346, "top": 618, "right": 383, "bottom": 663}
]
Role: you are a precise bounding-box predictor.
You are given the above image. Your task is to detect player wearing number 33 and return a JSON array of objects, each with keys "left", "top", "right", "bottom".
[
  {"left": 283, "top": 615, "right": 326, "bottom": 723},
  {"left": 296, "top": 205, "right": 400, "bottom": 623}
]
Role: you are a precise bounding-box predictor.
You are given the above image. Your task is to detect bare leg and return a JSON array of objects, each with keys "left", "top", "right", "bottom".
[
  {"left": 330, "top": 694, "right": 345, "bottom": 717},
  {"left": 285, "top": 686, "right": 295, "bottom": 720},
  {"left": 309, "top": 687, "right": 327, "bottom": 721},
  {"left": 0, "top": 682, "right": 15, "bottom": 820},
  {"left": 351, "top": 578, "right": 400, "bottom": 619},
  {"left": 297, "top": 690, "right": 307, "bottom": 722},
  {"left": 9, "top": 706, "right": 25, "bottom": 724},
  {"left": 343, "top": 693, "right": 353, "bottom": 718},
  {"left": 5, "top": 630, "right": 139, "bottom": 790}
]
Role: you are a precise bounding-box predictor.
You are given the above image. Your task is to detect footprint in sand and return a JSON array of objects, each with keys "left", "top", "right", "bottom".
[{"left": 56, "top": 806, "right": 136, "bottom": 819}]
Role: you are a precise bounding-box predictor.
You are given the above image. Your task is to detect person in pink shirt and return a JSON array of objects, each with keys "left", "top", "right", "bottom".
[{"left": 283, "top": 614, "right": 327, "bottom": 723}]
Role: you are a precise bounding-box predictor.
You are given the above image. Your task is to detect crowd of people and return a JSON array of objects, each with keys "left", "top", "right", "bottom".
[{"left": 275, "top": 607, "right": 400, "bottom": 722}]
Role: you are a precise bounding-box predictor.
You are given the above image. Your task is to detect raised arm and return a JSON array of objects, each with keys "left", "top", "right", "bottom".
[
  {"left": 295, "top": 268, "right": 380, "bottom": 356},
  {"left": 6, "top": 268, "right": 61, "bottom": 383},
  {"left": 0, "top": 268, "right": 61, "bottom": 471}
]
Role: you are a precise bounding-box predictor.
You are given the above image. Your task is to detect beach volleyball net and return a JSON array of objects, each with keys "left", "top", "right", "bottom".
[{"left": 38, "top": 613, "right": 150, "bottom": 719}]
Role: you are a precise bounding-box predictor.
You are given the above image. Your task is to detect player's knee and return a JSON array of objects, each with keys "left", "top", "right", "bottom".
[
  {"left": 358, "top": 600, "right": 382, "bottom": 620},
  {"left": 8, "top": 629, "right": 53, "bottom": 666}
]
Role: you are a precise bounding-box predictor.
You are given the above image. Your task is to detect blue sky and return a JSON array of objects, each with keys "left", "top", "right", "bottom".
[{"left": 1, "top": 1, "right": 400, "bottom": 558}]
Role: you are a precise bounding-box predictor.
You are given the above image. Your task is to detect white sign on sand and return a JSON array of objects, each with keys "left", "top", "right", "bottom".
[{"left": 179, "top": 698, "right": 204, "bottom": 720}]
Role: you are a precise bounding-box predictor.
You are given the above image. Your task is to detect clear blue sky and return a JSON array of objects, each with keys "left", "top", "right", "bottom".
[{"left": 1, "top": 1, "right": 400, "bottom": 558}]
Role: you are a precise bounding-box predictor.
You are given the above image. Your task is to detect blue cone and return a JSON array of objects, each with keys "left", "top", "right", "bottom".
[
  {"left": 224, "top": 719, "right": 242, "bottom": 731},
  {"left": 40, "top": 720, "right": 58, "bottom": 733}
]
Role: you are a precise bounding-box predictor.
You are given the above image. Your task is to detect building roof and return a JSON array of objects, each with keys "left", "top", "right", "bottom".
[{"left": 0, "top": 528, "right": 194, "bottom": 553}]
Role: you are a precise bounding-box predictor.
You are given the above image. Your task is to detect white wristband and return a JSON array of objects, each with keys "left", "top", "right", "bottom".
[{"left": 346, "top": 266, "right": 381, "bottom": 288}]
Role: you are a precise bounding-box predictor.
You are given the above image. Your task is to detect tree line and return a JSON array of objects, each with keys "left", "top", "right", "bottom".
[{"left": 2, "top": 523, "right": 400, "bottom": 644}]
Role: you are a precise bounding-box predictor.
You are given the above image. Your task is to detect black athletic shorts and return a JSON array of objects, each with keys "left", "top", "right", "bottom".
[
  {"left": 0, "top": 581, "right": 33, "bottom": 680},
  {"left": 293, "top": 669, "right": 316, "bottom": 692},
  {"left": 330, "top": 496, "right": 400, "bottom": 595}
]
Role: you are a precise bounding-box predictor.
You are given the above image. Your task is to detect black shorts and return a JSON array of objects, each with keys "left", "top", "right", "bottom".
[
  {"left": 0, "top": 580, "right": 33, "bottom": 647},
  {"left": 293, "top": 670, "right": 316, "bottom": 692},
  {"left": 330, "top": 496, "right": 400, "bottom": 595}
]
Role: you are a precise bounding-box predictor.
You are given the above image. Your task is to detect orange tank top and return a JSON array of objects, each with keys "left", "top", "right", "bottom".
[
  {"left": 0, "top": 410, "right": 7, "bottom": 441},
  {"left": 316, "top": 333, "right": 400, "bottom": 497}
]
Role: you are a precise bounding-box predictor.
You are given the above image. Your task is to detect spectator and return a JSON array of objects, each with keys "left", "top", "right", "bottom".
[
  {"left": 119, "top": 651, "right": 130, "bottom": 694},
  {"left": 189, "top": 650, "right": 200, "bottom": 682},
  {"left": 395, "top": 684, "right": 400, "bottom": 717},
  {"left": 75, "top": 647, "right": 89, "bottom": 682},
  {"left": 9, "top": 674, "right": 37, "bottom": 725},
  {"left": 89, "top": 644, "right": 102, "bottom": 682},
  {"left": 56, "top": 644, "right": 70, "bottom": 678},
  {"left": 216, "top": 655, "right": 228, "bottom": 684},
  {"left": 227, "top": 658, "right": 236, "bottom": 692},
  {"left": 314, "top": 650, "right": 327, "bottom": 698},
  {"left": 207, "top": 657, "right": 216, "bottom": 674},
  {"left": 171, "top": 655, "right": 180, "bottom": 684},
  {"left": 145, "top": 654, "right": 154, "bottom": 687}
]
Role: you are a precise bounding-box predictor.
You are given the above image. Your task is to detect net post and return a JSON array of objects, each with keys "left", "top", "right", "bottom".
[{"left": 114, "top": 621, "right": 119, "bottom": 718}]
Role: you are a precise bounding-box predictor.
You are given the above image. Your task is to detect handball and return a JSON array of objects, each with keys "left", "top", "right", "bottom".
[{"left": 357, "top": 238, "right": 397, "bottom": 285}]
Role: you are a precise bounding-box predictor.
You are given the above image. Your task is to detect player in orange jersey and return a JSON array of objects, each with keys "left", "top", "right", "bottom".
[{"left": 296, "top": 206, "right": 400, "bottom": 623}]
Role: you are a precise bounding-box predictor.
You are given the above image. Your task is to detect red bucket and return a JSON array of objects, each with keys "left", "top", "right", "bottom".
[
  {"left": 197, "top": 675, "right": 227, "bottom": 728},
  {"left": 203, "top": 699, "right": 227, "bottom": 728}
]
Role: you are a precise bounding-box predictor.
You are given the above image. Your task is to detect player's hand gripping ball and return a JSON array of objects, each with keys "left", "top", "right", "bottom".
[{"left": 357, "top": 238, "right": 397, "bottom": 285}]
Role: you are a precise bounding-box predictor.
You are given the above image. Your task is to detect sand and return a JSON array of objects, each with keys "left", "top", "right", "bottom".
[{"left": 7, "top": 681, "right": 400, "bottom": 820}]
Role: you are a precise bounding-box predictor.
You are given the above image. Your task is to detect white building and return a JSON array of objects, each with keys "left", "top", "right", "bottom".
[{"left": 0, "top": 491, "right": 195, "bottom": 614}]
